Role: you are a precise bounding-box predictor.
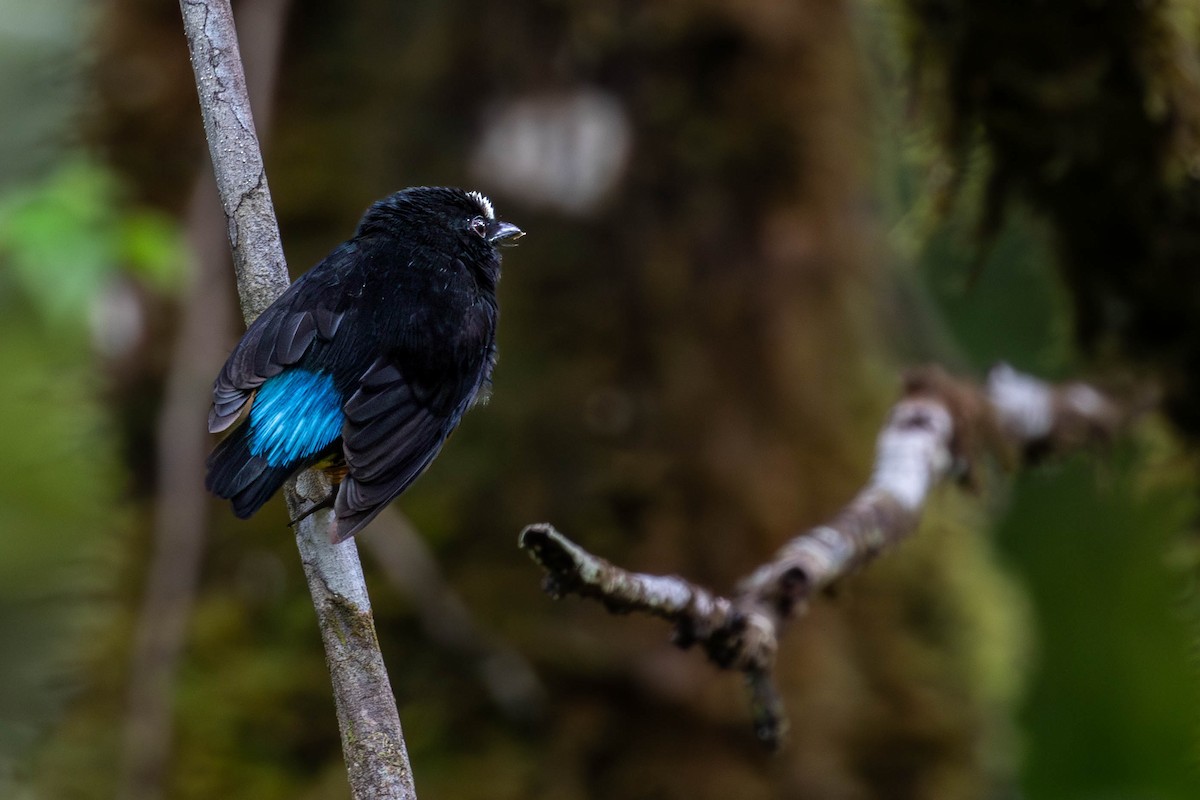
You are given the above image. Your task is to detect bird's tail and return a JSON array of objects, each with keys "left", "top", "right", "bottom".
[{"left": 205, "top": 426, "right": 293, "bottom": 518}]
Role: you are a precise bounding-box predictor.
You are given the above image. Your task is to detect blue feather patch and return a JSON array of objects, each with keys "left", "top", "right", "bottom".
[{"left": 248, "top": 370, "right": 343, "bottom": 466}]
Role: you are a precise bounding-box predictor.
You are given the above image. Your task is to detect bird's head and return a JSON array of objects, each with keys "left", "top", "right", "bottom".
[
  {"left": 359, "top": 187, "right": 523, "bottom": 277},
  {"left": 461, "top": 189, "right": 525, "bottom": 247}
]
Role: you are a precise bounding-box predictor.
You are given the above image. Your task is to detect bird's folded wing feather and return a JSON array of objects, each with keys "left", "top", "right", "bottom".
[
  {"left": 208, "top": 258, "right": 348, "bottom": 433},
  {"left": 333, "top": 357, "right": 452, "bottom": 540}
]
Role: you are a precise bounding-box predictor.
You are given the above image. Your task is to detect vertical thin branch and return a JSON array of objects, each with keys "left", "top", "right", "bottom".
[
  {"left": 120, "top": 3, "right": 289, "bottom": 798},
  {"left": 177, "top": 2, "right": 416, "bottom": 797},
  {"left": 178, "top": 0, "right": 288, "bottom": 323}
]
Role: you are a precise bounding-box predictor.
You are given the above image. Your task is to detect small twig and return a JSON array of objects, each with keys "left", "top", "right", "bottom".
[
  {"left": 519, "top": 524, "right": 734, "bottom": 623},
  {"left": 520, "top": 363, "right": 1143, "bottom": 747},
  {"left": 177, "top": 2, "right": 415, "bottom": 797}
]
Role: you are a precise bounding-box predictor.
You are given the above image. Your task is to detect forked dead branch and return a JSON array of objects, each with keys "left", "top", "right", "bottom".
[{"left": 520, "top": 364, "right": 1142, "bottom": 748}]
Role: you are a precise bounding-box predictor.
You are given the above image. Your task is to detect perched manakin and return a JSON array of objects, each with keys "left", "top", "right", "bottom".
[{"left": 205, "top": 187, "right": 522, "bottom": 542}]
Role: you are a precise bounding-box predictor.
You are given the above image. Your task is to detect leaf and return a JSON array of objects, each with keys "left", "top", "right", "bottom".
[
  {"left": 120, "top": 212, "right": 187, "bottom": 291},
  {"left": 0, "top": 157, "right": 186, "bottom": 329}
]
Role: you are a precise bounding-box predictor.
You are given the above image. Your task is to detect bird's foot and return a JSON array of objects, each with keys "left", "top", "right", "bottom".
[
  {"left": 290, "top": 460, "right": 346, "bottom": 526},
  {"left": 289, "top": 494, "right": 335, "bottom": 527}
]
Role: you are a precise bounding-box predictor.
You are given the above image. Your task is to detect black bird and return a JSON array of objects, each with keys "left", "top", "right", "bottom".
[{"left": 205, "top": 187, "right": 522, "bottom": 542}]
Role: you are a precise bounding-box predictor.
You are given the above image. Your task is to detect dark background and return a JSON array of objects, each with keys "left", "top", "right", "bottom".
[{"left": 0, "top": 1, "right": 1196, "bottom": 798}]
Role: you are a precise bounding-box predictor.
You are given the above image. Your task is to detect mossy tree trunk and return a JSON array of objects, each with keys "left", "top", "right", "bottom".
[{"left": 71, "top": 1, "right": 1030, "bottom": 798}]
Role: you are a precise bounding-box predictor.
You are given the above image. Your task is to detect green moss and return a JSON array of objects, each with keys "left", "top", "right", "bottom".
[{"left": 895, "top": 0, "right": 1200, "bottom": 435}]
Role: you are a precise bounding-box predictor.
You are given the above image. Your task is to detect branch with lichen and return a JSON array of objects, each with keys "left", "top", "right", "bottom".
[
  {"left": 177, "top": 1, "right": 416, "bottom": 797},
  {"left": 520, "top": 363, "right": 1142, "bottom": 749}
]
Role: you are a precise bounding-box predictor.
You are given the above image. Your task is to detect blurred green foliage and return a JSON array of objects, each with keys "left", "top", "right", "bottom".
[
  {"left": 0, "top": 309, "right": 120, "bottom": 784},
  {"left": 0, "top": 157, "right": 185, "bottom": 325},
  {"left": 1001, "top": 448, "right": 1198, "bottom": 800},
  {"left": 863, "top": 3, "right": 1200, "bottom": 796},
  {"left": 0, "top": 155, "right": 184, "bottom": 786},
  {"left": 881, "top": 64, "right": 1198, "bottom": 800},
  {"left": 920, "top": 214, "right": 1200, "bottom": 799},
  {"left": 1, "top": 1, "right": 1195, "bottom": 798}
]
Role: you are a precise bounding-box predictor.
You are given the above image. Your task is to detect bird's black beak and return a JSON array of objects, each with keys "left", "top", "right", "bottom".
[{"left": 487, "top": 220, "right": 524, "bottom": 245}]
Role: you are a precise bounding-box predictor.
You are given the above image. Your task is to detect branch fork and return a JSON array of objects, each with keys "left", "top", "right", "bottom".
[{"left": 520, "top": 364, "right": 1138, "bottom": 748}]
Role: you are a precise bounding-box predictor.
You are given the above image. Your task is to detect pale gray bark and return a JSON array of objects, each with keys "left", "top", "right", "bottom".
[
  {"left": 521, "top": 364, "right": 1137, "bottom": 748},
  {"left": 177, "top": 2, "right": 416, "bottom": 797},
  {"left": 120, "top": 5, "right": 290, "bottom": 798}
]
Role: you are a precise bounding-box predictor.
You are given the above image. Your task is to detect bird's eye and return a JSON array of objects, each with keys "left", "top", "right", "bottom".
[{"left": 469, "top": 217, "right": 488, "bottom": 237}]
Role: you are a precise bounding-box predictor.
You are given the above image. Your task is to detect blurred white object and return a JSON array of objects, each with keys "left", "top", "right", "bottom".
[
  {"left": 471, "top": 88, "right": 632, "bottom": 215},
  {"left": 89, "top": 280, "right": 145, "bottom": 359}
]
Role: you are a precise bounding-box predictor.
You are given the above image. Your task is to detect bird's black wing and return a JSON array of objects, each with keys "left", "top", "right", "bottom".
[
  {"left": 208, "top": 248, "right": 350, "bottom": 433},
  {"left": 332, "top": 357, "right": 459, "bottom": 541}
]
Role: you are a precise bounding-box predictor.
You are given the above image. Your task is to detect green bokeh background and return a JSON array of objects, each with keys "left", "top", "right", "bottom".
[{"left": 0, "top": 1, "right": 1196, "bottom": 798}]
